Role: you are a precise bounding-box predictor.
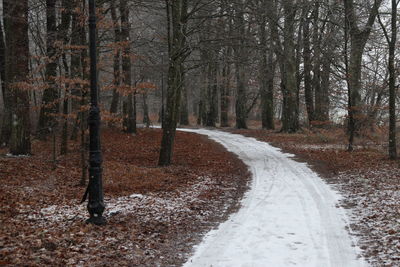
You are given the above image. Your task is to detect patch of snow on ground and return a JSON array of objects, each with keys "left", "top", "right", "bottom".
[
  {"left": 335, "top": 168, "right": 400, "bottom": 266},
  {"left": 16, "top": 176, "right": 217, "bottom": 227}
]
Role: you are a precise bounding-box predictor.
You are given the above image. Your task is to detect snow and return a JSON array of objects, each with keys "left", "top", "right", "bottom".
[
  {"left": 19, "top": 176, "right": 217, "bottom": 227},
  {"left": 5, "top": 153, "right": 31, "bottom": 158},
  {"left": 180, "top": 129, "right": 367, "bottom": 267}
]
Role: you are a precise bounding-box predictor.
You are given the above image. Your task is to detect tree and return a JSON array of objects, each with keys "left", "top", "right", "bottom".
[
  {"left": 5, "top": 0, "right": 31, "bottom": 155},
  {"left": 0, "top": 16, "right": 9, "bottom": 146},
  {"left": 158, "top": 0, "right": 188, "bottom": 166},
  {"left": 38, "top": 0, "right": 59, "bottom": 137},
  {"left": 120, "top": 0, "right": 136, "bottom": 134},
  {"left": 109, "top": 0, "right": 121, "bottom": 117},
  {"left": 343, "top": 0, "right": 383, "bottom": 151},
  {"left": 258, "top": 0, "right": 275, "bottom": 130},
  {"left": 378, "top": 0, "right": 398, "bottom": 159},
  {"left": 60, "top": 0, "right": 73, "bottom": 155},
  {"left": 233, "top": 0, "right": 248, "bottom": 129},
  {"left": 268, "top": 0, "right": 300, "bottom": 132},
  {"left": 302, "top": 1, "right": 314, "bottom": 124}
]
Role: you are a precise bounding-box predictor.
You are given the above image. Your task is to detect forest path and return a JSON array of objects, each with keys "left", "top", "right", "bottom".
[{"left": 180, "top": 129, "right": 367, "bottom": 267}]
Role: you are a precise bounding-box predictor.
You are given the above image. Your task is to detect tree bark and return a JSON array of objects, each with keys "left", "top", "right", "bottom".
[
  {"left": 206, "top": 60, "right": 218, "bottom": 127},
  {"left": 109, "top": 0, "right": 121, "bottom": 116},
  {"left": 60, "top": 0, "right": 72, "bottom": 155},
  {"left": 220, "top": 60, "right": 230, "bottom": 127},
  {"left": 6, "top": 0, "right": 31, "bottom": 155},
  {"left": 303, "top": 9, "right": 314, "bottom": 124},
  {"left": 0, "top": 17, "right": 10, "bottom": 146},
  {"left": 388, "top": 0, "right": 397, "bottom": 159},
  {"left": 233, "top": 1, "right": 247, "bottom": 129},
  {"left": 38, "top": 0, "right": 59, "bottom": 137},
  {"left": 378, "top": 0, "right": 398, "bottom": 159},
  {"left": 280, "top": 0, "right": 299, "bottom": 133},
  {"left": 158, "top": 0, "right": 188, "bottom": 166},
  {"left": 180, "top": 82, "right": 189, "bottom": 125},
  {"left": 259, "top": 2, "right": 275, "bottom": 130},
  {"left": 120, "top": 0, "right": 136, "bottom": 134},
  {"left": 142, "top": 92, "right": 151, "bottom": 127}
]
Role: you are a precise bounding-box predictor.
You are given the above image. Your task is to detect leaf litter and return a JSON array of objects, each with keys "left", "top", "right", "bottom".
[{"left": 0, "top": 128, "right": 250, "bottom": 266}]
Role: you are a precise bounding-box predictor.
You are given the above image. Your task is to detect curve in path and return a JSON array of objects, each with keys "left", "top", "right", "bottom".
[{"left": 180, "top": 129, "right": 366, "bottom": 267}]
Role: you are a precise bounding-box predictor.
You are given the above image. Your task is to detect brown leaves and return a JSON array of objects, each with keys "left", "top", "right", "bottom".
[{"left": 0, "top": 128, "right": 250, "bottom": 266}]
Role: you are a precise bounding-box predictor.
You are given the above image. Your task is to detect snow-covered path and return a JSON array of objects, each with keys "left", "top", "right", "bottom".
[{"left": 180, "top": 129, "right": 366, "bottom": 267}]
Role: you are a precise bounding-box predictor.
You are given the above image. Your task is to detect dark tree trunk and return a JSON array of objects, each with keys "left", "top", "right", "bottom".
[
  {"left": 6, "top": 0, "right": 31, "bottom": 155},
  {"left": 388, "top": 0, "right": 397, "bottom": 159},
  {"left": 38, "top": 0, "right": 59, "bottom": 137},
  {"left": 268, "top": 0, "right": 299, "bottom": 133},
  {"left": 142, "top": 92, "right": 151, "bottom": 127},
  {"left": 206, "top": 61, "right": 218, "bottom": 127},
  {"left": 233, "top": 2, "right": 247, "bottom": 129},
  {"left": 259, "top": 4, "right": 275, "bottom": 130},
  {"left": 220, "top": 10, "right": 233, "bottom": 128},
  {"left": 378, "top": 0, "right": 398, "bottom": 159},
  {"left": 109, "top": 0, "right": 121, "bottom": 116},
  {"left": 261, "top": 48, "right": 275, "bottom": 130},
  {"left": 120, "top": 0, "right": 136, "bottom": 134},
  {"left": 197, "top": 100, "right": 204, "bottom": 125},
  {"left": 280, "top": 0, "right": 299, "bottom": 133},
  {"left": 70, "top": 1, "right": 83, "bottom": 140},
  {"left": 0, "top": 17, "right": 10, "bottom": 146},
  {"left": 303, "top": 13, "right": 314, "bottom": 124},
  {"left": 180, "top": 83, "right": 189, "bottom": 125},
  {"left": 158, "top": 0, "right": 188, "bottom": 166},
  {"left": 220, "top": 52, "right": 230, "bottom": 127},
  {"left": 319, "top": 56, "right": 330, "bottom": 122},
  {"left": 60, "top": 0, "right": 72, "bottom": 155}
]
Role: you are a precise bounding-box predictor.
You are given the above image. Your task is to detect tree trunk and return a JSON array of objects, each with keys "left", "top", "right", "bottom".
[
  {"left": 38, "top": 0, "right": 59, "bottom": 137},
  {"left": 319, "top": 55, "right": 330, "bottom": 122},
  {"left": 220, "top": 52, "right": 230, "bottom": 127},
  {"left": 280, "top": 0, "right": 299, "bottom": 133},
  {"left": 234, "top": 1, "right": 247, "bottom": 129},
  {"left": 386, "top": 0, "right": 397, "bottom": 159},
  {"left": 60, "top": 0, "right": 72, "bottom": 155},
  {"left": 142, "top": 92, "right": 151, "bottom": 127},
  {"left": 206, "top": 61, "right": 218, "bottom": 127},
  {"left": 180, "top": 82, "right": 189, "bottom": 125},
  {"left": 158, "top": 0, "right": 188, "bottom": 166},
  {"left": 69, "top": 0, "right": 84, "bottom": 140},
  {"left": 6, "top": 0, "right": 31, "bottom": 155},
  {"left": 0, "top": 17, "right": 10, "bottom": 146},
  {"left": 303, "top": 13, "right": 314, "bottom": 124},
  {"left": 259, "top": 5, "right": 275, "bottom": 130},
  {"left": 312, "top": 2, "right": 324, "bottom": 123},
  {"left": 120, "top": 0, "right": 136, "bottom": 134},
  {"left": 109, "top": 0, "right": 121, "bottom": 116}
]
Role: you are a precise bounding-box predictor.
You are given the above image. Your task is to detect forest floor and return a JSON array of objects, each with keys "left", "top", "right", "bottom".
[
  {"left": 0, "top": 128, "right": 250, "bottom": 266},
  {"left": 231, "top": 126, "right": 400, "bottom": 267},
  {"left": 1, "top": 125, "right": 399, "bottom": 266}
]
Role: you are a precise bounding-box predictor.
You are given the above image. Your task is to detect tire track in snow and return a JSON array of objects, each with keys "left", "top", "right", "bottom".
[{"left": 180, "top": 129, "right": 366, "bottom": 267}]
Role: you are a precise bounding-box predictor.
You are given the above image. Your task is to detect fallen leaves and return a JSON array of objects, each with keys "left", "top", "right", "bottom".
[{"left": 0, "top": 128, "right": 250, "bottom": 266}]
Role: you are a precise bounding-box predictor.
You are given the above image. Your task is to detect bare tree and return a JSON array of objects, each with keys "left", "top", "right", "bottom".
[
  {"left": 378, "top": 0, "right": 398, "bottom": 159},
  {"left": 158, "top": 0, "right": 188, "bottom": 166},
  {"left": 343, "top": 0, "right": 383, "bottom": 151},
  {"left": 120, "top": 0, "right": 136, "bottom": 134},
  {"left": 38, "top": 0, "right": 59, "bottom": 138}
]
